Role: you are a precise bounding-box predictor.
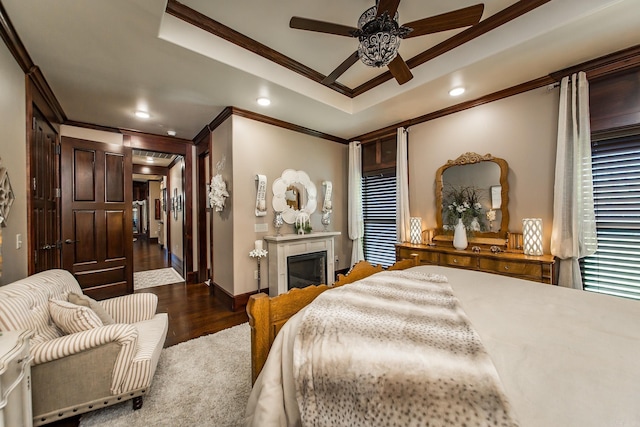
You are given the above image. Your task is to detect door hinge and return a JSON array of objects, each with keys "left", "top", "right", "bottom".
[
  {"left": 55, "top": 188, "right": 61, "bottom": 198},
  {"left": 32, "top": 117, "right": 37, "bottom": 130},
  {"left": 55, "top": 145, "right": 61, "bottom": 155},
  {"left": 32, "top": 177, "right": 36, "bottom": 192}
]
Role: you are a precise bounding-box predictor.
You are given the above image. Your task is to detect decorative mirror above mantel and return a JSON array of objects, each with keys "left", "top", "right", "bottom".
[
  {"left": 272, "top": 169, "right": 317, "bottom": 224},
  {"left": 434, "top": 152, "right": 509, "bottom": 246}
]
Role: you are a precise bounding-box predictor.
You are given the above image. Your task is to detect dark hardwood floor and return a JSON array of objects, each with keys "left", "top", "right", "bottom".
[
  {"left": 133, "top": 236, "right": 170, "bottom": 272},
  {"left": 48, "top": 238, "right": 248, "bottom": 426}
]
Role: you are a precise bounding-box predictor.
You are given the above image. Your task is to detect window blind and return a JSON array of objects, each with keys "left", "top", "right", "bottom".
[
  {"left": 581, "top": 135, "right": 640, "bottom": 300},
  {"left": 362, "top": 172, "right": 397, "bottom": 268}
]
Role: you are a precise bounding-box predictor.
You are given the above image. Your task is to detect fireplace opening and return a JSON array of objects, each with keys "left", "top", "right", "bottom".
[{"left": 287, "top": 251, "right": 327, "bottom": 290}]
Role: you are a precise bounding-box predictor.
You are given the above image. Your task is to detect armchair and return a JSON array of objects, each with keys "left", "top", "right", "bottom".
[{"left": 0, "top": 269, "right": 168, "bottom": 426}]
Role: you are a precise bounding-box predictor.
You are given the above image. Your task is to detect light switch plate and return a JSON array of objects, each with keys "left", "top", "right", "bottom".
[{"left": 254, "top": 223, "right": 268, "bottom": 233}]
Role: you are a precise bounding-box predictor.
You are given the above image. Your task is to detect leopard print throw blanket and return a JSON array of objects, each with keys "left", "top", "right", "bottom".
[{"left": 293, "top": 270, "right": 519, "bottom": 427}]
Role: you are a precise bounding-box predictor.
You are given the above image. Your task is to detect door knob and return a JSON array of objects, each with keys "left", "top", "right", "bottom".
[{"left": 64, "top": 239, "right": 79, "bottom": 244}]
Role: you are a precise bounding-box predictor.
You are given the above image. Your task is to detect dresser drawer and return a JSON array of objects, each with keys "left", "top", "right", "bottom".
[
  {"left": 396, "top": 246, "right": 438, "bottom": 265},
  {"left": 479, "top": 258, "right": 541, "bottom": 278},
  {"left": 417, "top": 250, "right": 438, "bottom": 265},
  {"left": 440, "top": 253, "right": 476, "bottom": 268}
]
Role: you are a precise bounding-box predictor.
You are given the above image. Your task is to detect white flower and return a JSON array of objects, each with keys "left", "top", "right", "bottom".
[
  {"left": 209, "top": 174, "right": 229, "bottom": 212},
  {"left": 249, "top": 249, "right": 268, "bottom": 258}
]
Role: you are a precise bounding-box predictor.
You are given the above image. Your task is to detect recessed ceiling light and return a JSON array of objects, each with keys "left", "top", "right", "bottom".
[
  {"left": 135, "top": 110, "right": 150, "bottom": 119},
  {"left": 146, "top": 157, "right": 154, "bottom": 163},
  {"left": 449, "top": 87, "right": 465, "bottom": 97},
  {"left": 167, "top": 130, "right": 177, "bottom": 137},
  {"left": 256, "top": 97, "right": 271, "bottom": 106}
]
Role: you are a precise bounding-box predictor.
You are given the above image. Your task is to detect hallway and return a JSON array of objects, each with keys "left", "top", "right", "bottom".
[{"left": 133, "top": 237, "right": 170, "bottom": 272}]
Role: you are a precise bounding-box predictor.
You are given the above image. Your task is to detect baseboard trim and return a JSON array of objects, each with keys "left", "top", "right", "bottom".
[
  {"left": 186, "top": 271, "right": 198, "bottom": 284},
  {"left": 211, "top": 282, "right": 260, "bottom": 312},
  {"left": 170, "top": 253, "right": 184, "bottom": 278}
]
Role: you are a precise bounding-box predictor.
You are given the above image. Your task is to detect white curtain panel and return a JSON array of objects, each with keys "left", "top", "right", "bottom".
[
  {"left": 348, "top": 141, "right": 364, "bottom": 266},
  {"left": 551, "top": 72, "right": 597, "bottom": 289},
  {"left": 396, "top": 128, "right": 411, "bottom": 243}
]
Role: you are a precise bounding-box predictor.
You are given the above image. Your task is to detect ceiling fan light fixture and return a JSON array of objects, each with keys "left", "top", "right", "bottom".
[
  {"left": 358, "top": 31, "right": 401, "bottom": 68},
  {"left": 355, "top": 8, "right": 411, "bottom": 68}
]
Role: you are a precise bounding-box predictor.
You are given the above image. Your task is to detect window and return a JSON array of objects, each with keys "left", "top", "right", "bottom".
[
  {"left": 362, "top": 171, "right": 397, "bottom": 267},
  {"left": 581, "top": 134, "right": 640, "bottom": 300}
]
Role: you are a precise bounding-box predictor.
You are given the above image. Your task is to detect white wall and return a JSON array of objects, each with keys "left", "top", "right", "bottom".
[
  {"left": 212, "top": 119, "right": 234, "bottom": 294},
  {"left": 160, "top": 178, "right": 167, "bottom": 246},
  {"left": 409, "top": 87, "right": 559, "bottom": 253},
  {"left": 0, "top": 41, "right": 27, "bottom": 284},
  {"left": 230, "top": 115, "right": 348, "bottom": 296},
  {"left": 211, "top": 115, "right": 349, "bottom": 296},
  {"left": 169, "top": 158, "right": 184, "bottom": 261}
]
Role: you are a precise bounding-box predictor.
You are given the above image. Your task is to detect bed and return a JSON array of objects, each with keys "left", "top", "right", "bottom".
[{"left": 244, "top": 260, "right": 640, "bottom": 427}]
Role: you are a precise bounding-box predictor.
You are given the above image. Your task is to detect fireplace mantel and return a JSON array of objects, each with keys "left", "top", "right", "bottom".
[{"left": 264, "top": 232, "right": 340, "bottom": 296}]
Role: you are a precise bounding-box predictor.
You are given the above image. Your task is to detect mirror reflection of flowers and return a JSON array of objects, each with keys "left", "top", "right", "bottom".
[
  {"left": 443, "top": 185, "right": 486, "bottom": 232},
  {"left": 209, "top": 174, "right": 229, "bottom": 212}
]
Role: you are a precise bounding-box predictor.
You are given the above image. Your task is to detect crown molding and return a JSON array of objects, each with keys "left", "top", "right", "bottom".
[
  {"left": 165, "top": 0, "right": 352, "bottom": 97},
  {"left": 0, "top": 1, "right": 32, "bottom": 72},
  {"left": 1, "top": 3, "right": 66, "bottom": 123},
  {"left": 204, "top": 106, "right": 348, "bottom": 144},
  {"left": 551, "top": 44, "right": 640, "bottom": 82}
]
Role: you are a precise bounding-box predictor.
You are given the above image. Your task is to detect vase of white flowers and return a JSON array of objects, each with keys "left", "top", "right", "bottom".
[{"left": 444, "top": 185, "right": 485, "bottom": 235}]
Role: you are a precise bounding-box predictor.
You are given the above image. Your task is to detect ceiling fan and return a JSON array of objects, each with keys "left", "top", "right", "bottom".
[{"left": 290, "top": 0, "right": 484, "bottom": 86}]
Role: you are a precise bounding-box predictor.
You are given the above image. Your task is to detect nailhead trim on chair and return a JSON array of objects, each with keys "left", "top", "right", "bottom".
[{"left": 34, "top": 388, "right": 148, "bottom": 426}]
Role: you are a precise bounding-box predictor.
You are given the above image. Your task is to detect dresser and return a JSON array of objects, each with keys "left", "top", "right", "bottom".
[
  {"left": 0, "top": 330, "right": 33, "bottom": 427},
  {"left": 396, "top": 243, "right": 556, "bottom": 285}
]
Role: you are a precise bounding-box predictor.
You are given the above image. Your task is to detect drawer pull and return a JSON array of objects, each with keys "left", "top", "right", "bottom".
[
  {"left": 453, "top": 258, "right": 458, "bottom": 263},
  {"left": 504, "top": 265, "right": 509, "bottom": 270}
]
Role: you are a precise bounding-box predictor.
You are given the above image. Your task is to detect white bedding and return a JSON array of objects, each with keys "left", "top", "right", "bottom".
[{"left": 244, "top": 265, "right": 640, "bottom": 427}]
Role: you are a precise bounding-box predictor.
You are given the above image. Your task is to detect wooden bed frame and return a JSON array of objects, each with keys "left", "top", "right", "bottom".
[{"left": 246, "top": 257, "right": 418, "bottom": 383}]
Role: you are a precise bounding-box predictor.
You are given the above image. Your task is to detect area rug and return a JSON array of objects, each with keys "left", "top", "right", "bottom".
[
  {"left": 133, "top": 268, "right": 184, "bottom": 290},
  {"left": 80, "top": 323, "right": 251, "bottom": 427}
]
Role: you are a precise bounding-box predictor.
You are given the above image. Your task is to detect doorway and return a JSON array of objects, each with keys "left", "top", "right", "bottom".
[{"left": 132, "top": 150, "right": 185, "bottom": 288}]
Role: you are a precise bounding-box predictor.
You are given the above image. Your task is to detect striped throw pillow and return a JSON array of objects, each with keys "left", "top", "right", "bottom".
[
  {"left": 49, "top": 299, "right": 103, "bottom": 335},
  {"left": 68, "top": 293, "right": 115, "bottom": 325}
]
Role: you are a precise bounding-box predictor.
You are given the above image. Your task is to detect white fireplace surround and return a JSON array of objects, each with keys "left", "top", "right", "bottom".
[{"left": 264, "top": 232, "right": 340, "bottom": 296}]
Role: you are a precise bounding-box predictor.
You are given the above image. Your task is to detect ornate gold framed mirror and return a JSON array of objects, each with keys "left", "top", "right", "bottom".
[{"left": 434, "top": 152, "right": 509, "bottom": 244}]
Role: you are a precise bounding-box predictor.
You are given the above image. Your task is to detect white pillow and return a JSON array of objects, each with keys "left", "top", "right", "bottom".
[
  {"left": 49, "top": 299, "right": 103, "bottom": 335},
  {"left": 68, "top": 292, "right": 115, "bottom": 325}
]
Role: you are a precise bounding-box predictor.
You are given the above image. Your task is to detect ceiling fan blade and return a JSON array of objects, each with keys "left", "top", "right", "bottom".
[
  {"left": 290, "top": 17, "right": 358, "bottom": 37},
  {"left": 322, "top": 51, "right": 360, "bottom": 85},
  {"left": 387, "top": 54, "right": 413, "bottom": 85},
  {"left": 376, "top": 0, "right": 401, "bottom": 18},
  {"left": 403, "top": 4, "right": 485, "bottom": 38}
]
